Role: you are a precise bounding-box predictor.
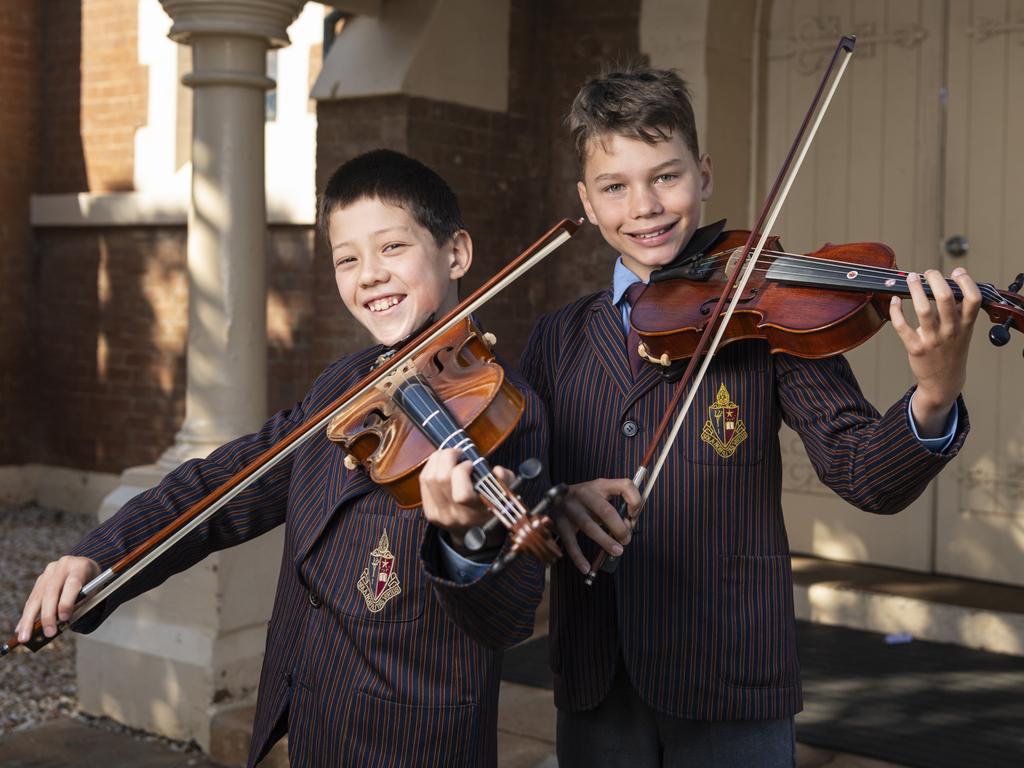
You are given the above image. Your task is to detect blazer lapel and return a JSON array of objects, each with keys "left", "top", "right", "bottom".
[
  {"left": 622, "top": 359, "right": 665, "bottom": 417},
  {"left": 294, "top": 443, "right": 377, "bottom": 567},
  {"left": 292, "top": 346, "right": 384, "bottom": 566},
  {"left": 586, "top": 292, "right": 633, "bottom": 399},
  {"left": 586, "top": 291, "right": 668, "bottom": 414}
]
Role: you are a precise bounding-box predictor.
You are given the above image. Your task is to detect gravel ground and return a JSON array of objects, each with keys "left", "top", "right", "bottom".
[
  {"left": 0, "top": 503, "right": 92, "bottom": 734},
  {"left": 0, "top": 503, "right": 204, "bottom": 756}
]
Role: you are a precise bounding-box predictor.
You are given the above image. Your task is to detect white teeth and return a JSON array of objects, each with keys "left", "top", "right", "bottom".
[
  {"left": 634, "top": 226, "right": 669, "bottom": 240},
  {"left": 368, "top": 296, "right": 402, "bottom": 312}
]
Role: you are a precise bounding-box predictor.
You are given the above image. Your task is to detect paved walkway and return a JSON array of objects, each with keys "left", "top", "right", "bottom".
[
  {"left": 0, "top": 689, "right": 905, "bottom": 768},
  {"left": 9, "top": 547, "right": 1023, "bottom": 767}
]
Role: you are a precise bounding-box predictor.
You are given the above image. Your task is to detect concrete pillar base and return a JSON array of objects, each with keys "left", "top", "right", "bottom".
[{"left": 78, "top": 464, "right": 283, "bottom": 751}]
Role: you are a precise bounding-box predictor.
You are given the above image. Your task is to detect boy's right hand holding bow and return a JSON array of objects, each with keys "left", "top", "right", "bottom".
[{"left": 557, "top": 479, "right": 640, "bottom": 574}]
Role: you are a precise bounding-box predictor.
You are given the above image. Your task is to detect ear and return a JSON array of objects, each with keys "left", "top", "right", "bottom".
[
  {"left": 577, "top": 180, "right": 599, "bottom": 225},
  {"left": 699, "top": 153, "right": 714, "bottom": 201},
  {"left": 448, "top": 229, "right": 473, "bottom": 280}
]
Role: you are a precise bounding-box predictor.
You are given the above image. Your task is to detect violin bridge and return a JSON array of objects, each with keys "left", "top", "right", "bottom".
[
  {"left": 374, "top": 360, "right": 418, "bottom": 394},
  {"left": 725, "top": 248, "right": 746, "bottom": 278}
]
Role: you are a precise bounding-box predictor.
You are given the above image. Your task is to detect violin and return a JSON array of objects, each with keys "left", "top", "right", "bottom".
[
  {"left": 326, "top": 316, "right": 564, "bottom": 565},
  {"left": 630, "top": 226, "right": 1024, "bottom": 370}
]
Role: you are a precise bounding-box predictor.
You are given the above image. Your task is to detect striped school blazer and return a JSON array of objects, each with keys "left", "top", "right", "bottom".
[
  {"left": 519, "top": 289, "right": 968, "bottom": 721},
  {"left": 70, "top": 343, "right": 548, "bottom": 767}
]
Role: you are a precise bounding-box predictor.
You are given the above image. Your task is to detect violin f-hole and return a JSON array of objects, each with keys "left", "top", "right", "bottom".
[
  {"left": 429, "top": 345, "right": 456, "bottom": 374},
  {"left": 700, "top": 288, "right": 759, "bottom": 315}
]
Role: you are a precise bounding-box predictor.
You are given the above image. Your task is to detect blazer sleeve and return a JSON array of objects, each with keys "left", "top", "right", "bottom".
[
  {"left": 774, "top": 352, "right": 969, "bottom": 514},
  {"left": 420, "top": 369, "right": 549, "bottom": 650},
  {"left": 67, "top": 394, "right": 312, "bottom": 632}
]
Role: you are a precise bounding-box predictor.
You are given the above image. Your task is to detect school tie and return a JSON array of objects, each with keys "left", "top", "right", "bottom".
[{"left": 625, "top": 281, "right": 646, "bottom": 378}]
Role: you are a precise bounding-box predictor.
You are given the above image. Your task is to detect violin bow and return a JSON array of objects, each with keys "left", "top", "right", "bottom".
[
  {"left": 3, "top": 217, "right": 582, "bottom": 656},
  {"left": 586, "top": 35, "right": 857, "bottom": 584}
]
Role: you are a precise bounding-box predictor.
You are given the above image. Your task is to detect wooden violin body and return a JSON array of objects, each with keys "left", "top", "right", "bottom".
[
  {"left": 630, "top": 229, "right": 1024, "bottom": 367},
  {"left": 326, "top": 318, "right": 524, "bottom": 508}
]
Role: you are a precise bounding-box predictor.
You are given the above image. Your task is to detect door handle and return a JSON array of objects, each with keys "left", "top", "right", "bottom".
[{"left": 943, "top": 235, "right": 969, "bottom": 258}]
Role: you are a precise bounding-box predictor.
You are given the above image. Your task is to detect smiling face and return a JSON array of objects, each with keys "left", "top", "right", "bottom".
[
  {"left": 577, "top": 131, "right": 713, "bottom": 280},
  {"left": 327, "top": 197, "right": 471, "bottom": 347}
]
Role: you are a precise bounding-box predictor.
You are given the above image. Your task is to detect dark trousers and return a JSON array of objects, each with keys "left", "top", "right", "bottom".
[{"left": 557, "top": 660, "right": 795, "bottom": 767}]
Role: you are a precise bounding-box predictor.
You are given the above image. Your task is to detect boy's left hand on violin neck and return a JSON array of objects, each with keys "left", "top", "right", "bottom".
[
  {"left": 419, "top": 448, "right": 511, "bottom": 554},
  {"left": 890, "top": 266, "right": 981, "bottom": 437}
]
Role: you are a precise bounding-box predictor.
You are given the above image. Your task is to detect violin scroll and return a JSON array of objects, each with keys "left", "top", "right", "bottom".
[{"left": 985, "top": 273, "right": 1024, "bottom": 355}]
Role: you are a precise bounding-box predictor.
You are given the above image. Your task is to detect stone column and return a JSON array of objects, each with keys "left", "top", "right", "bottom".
[{"left": 79, "top": 0, "right": 305, "bottom": 753}]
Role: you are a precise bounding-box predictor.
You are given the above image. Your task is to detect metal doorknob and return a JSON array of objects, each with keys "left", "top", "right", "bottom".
[{"left": 943, "top": 235, "right": 969, "bottom": 258}]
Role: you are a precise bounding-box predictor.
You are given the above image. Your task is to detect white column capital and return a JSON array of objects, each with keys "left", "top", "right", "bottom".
[{"left": 159, "top": 0, "right": 307, "bottom": 48}]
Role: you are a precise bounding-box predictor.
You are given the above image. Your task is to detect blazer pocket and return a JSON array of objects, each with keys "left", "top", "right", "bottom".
[
  {"left": 333, "top": 511, "right": 427, "bottom": 623},
  {"left": 718, "top": 554, "right": 797, "bottom": 690},
  {"left": 683, "top": 356, "right": 771, "bottom": 467},
  {"left": 344, "top": 690, "right": 479, "bottom": 767}
]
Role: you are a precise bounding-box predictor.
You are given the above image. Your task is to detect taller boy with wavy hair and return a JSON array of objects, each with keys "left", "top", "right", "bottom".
[{"left": 521, "top": 64, "right": 980, "bottom": 766}]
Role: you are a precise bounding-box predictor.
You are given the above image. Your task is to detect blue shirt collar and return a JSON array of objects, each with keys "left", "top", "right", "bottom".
[{"left": 611, "top": 257, "right": 647, "bottom": 306}]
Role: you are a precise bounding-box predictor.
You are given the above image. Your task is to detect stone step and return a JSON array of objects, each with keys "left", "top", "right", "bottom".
[
  {"left": 209, "top": 704, "right": 287, "bottom": 767},
  {"left": 792, "top": 555, "right": 1024, "bottom": 656}
]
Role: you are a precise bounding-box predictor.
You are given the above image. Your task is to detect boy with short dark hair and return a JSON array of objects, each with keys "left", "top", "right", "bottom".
[
  {"left": 17, "top": 149, "right": 548, "bottom": 767},
  {"left": 521, "top": 65, "right": 979, "bottom": 767}
]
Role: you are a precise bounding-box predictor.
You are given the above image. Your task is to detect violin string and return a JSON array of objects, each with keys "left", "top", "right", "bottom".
[
  {"left": 399, "top": 374, "right": 536, "bottom": 528},
  {"left": 709, "top": 247, "right": 1010, "bottom": 303},
  {"left": 476, "top": 470, "right": 527, "bottom": 524},
  {"left": 402, "top": 375, "right": 525, "bottom": 526},
  {"left": 693, "top": 248, "right": 1008, "bottom": 305},
  {"left": 411, "top": 382, "right": 531, "bottom": 526}
]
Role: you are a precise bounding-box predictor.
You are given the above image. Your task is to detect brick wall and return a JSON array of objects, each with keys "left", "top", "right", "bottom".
[
  {"left": 40, "top": 0, "right": 146, "bottom": 193},
  {"left": 0, "top": 1, "right": 41, "bottom": 465},
  {"left": 535, "top": 0, "right": 643, "bottom": 323},
  {"left": 30, "top": 227, "right": 321, "bottom": 472}
]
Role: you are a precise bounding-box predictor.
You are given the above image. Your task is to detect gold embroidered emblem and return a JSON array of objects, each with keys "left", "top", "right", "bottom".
[
  {"left": 357, "top": 530, "right": 402, "bottom": 613},
  {"left": 700, "top": 383, "right": 748, "bottom": 458}
]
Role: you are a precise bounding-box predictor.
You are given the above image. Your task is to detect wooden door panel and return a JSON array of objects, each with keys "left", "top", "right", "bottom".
[
  {"left": 937, "top": 0, "right": 1024, "bottom": 585},
  {"left": 764, "top": 0, "right": 945, "bottom": 570}
]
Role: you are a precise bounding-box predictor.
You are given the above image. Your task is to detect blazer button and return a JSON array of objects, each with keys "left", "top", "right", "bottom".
[
  {"left": 621, "top": 419, "right": 639, "bottom": 438},
  {"left": 308, "top": 591, "right": 321, "bottom": 608}
]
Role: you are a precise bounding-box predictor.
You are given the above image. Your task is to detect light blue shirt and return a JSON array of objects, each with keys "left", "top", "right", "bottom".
[
  {"left": 611, "top": 257, "right": 958, "bottom": 452},
  {"left": 438, "top": 532, "right": 492, "bottom": 583}
]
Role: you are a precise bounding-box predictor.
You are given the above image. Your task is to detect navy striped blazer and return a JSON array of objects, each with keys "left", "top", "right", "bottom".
[
  {"left": 70, "top": 344, "right": 547, "bottom": 766},
  {"left": 519, "top": 289, "right": 968, "bottom": 721}
]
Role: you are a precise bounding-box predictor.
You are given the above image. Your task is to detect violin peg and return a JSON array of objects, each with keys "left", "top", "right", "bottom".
[
  {"left": 343, "top": 454, "right": 359, "bottom": 470},
  {"left": 482, "top": 332, "right": 497, "bottom": 347},
  {"left": 512, "top": 458, "right": 542, "bottom": 491},
  {"left": 989, "top": 320, "right": 1012, "bottom": 347},
  {"left": 463, "top": 525, "right": 489, "bottom": 551}
]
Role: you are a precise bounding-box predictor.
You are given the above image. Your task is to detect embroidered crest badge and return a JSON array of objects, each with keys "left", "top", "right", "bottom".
[
  {"left": 356, "top": 530, "right": 402, "bottom": 613},
  {"left": 700, "top": 383, "right": 748, "bottom": 459}
]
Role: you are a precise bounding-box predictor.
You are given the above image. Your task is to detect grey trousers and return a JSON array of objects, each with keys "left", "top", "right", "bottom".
[{"left": 556, "top": 661, "right": 796, "bottom": 767}]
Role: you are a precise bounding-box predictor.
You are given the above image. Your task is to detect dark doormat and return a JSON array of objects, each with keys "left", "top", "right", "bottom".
[{"left": 501, "top": 621, "right": 1024, "bottom": 768}]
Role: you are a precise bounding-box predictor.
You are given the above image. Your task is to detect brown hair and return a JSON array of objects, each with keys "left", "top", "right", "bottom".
[{"left": 566, "top": 64, "right": 700, "bottom": 169}]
